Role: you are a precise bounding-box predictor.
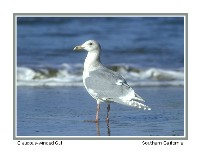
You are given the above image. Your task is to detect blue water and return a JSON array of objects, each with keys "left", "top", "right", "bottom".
[
  {"left": 16, "top": 16, "right": 185, "bottom": 137},
  {"left": 17, "top": 17, "right": 184, "bottom": 68},
  {"left": 17, "top": 86, "right": 184, "bottom": 136}
]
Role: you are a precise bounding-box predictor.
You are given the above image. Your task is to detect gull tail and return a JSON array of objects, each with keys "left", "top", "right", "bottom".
[
  {"left": 134, "top": 93, "right": 145, "bottom": 102},
  {"left": 130, "top": 93, "right": 151, "bottom": 110},
  {"left": 126, "top": 100, "right": 151, "bottom": 110},
  {"left": 118, "top": 89, "right": 151, "bottom": 110}
]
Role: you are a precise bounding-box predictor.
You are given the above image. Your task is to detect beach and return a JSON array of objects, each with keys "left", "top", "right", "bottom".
[{"left": 17, "top": 86, "right": 184, "bottom": 136}]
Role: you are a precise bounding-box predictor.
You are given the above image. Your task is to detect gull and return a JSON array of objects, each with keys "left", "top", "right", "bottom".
[{"left": 74, "top": 40, "right": 151, "bottom": 122}]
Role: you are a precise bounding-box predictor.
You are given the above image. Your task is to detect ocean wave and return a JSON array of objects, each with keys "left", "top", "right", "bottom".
[{"left": 17, "top": 63, "right": 184, "bottom": 87}]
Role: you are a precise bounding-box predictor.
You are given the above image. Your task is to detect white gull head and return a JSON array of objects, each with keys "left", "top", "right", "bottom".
[
  {"left": 73, "top": 40, "right": 101, "bottom": 52},
  {"left": 74, "top": 40, "right": 102, "bottom": 71}
]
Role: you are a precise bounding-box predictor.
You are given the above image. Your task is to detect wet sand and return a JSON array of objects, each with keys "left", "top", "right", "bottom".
[{"left": 17, "top": 86, "right": 184, "bottom": 137}]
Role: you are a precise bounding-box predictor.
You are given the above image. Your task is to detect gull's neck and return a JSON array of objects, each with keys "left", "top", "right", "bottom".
[{"left": 84, "top": 50, "right": 102, "bottom": 71}]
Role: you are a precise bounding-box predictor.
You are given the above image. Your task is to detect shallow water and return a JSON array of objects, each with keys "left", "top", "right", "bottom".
[{"left": 17, "top": 86, "right": 184, "bottom": 136}]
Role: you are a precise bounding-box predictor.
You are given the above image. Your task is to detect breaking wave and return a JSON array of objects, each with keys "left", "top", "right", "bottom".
[{"left": 17, "top": 63, "right": 184, "bottom": 87}]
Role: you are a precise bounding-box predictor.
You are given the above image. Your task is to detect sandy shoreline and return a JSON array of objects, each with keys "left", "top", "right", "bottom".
[{"left": 16, "top": 86, "right": 184, "bottom": 137}]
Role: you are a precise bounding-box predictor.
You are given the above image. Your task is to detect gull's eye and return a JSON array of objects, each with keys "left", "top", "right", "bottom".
[{"left": 89, "top": 42, "right": 93, "bottom": 45}]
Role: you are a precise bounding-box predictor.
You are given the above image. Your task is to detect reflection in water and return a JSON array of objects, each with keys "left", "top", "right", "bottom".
[
  {"left": 96, "top": 121, "right": 111, "bottom": 136},
  {"left": 96, "top": 122, "right": 100, "bottom": 136}
]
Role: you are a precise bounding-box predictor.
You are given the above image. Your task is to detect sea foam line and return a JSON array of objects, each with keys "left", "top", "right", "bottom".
[{"left": 16, "top": 63, "right": 184, "bottom": 87}]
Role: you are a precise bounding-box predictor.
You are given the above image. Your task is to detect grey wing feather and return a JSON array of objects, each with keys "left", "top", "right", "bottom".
[
  {"left": 84, "top": 67, "right": 150, "bottom": 110},
  {"left": 84, "top": 67, "right": 131, "bottom": 102}
]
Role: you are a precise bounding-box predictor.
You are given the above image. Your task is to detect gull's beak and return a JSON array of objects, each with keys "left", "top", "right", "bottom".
[{"left": 73, "top": 45, "right": 84, "bottom": 51}]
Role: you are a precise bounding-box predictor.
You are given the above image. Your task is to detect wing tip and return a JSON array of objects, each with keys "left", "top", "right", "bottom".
[
  {"left": 127, "top": 100, "right": 151, "bottom": 110},
  {"left": 134, "top": 93, "right": 145, "bottom": 102},
  {"left": 144, "top": 107, "right": 151, "bottom": 110}
]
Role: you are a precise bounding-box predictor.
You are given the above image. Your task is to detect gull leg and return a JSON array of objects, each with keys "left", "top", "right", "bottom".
[
  {"left": 107, "top": 120, "right": 111, "bottom": 136},
  {"left": 106, "top": 103, "right": 110, "bottom": 122},
  {"left": 95, "top": 104, "right": 100, "bottom": 122},
  {"left": 96, "top": 122, "right": 100, "bottom": 136}
]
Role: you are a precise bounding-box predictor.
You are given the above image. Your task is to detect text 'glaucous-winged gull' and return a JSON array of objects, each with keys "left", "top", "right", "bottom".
[{"left": 74, "top": 40, "right": 151, "bottom": 122}]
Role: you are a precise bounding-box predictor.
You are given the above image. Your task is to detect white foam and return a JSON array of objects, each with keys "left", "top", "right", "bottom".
[
  {"left": 17, "top": 67, "right": 36, "bottom": 81},
  {"left": 140, "top": 68, "right": 184, "bottom": 81},
  {"left": 16, "top": 63, "right": 184, "bottom": 87}
]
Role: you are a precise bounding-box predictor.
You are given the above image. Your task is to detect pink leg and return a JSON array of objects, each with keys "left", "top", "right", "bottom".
[{"left": 95, "top": 104, "right": 100, "bottom": 122}]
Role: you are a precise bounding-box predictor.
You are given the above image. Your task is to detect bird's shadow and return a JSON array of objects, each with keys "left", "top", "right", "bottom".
[{"left": 84, "top": 120, "right": 111, "bottom": 136}]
